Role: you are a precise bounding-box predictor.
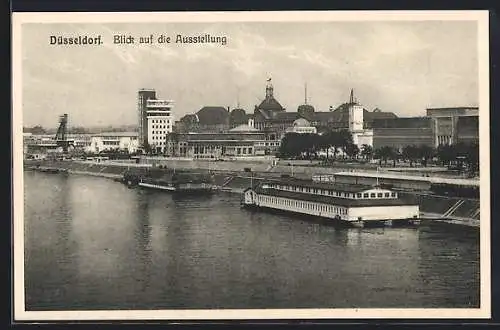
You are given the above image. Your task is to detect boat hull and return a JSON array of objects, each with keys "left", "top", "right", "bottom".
[
  {"left": 138, "top": 182, "right": 214, "bottom": 194},
  {"left": 241, "top": 204, "right": 420, "bottom": 228}
]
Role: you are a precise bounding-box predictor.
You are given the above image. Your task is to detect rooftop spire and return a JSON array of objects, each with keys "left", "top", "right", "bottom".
[
  {"left": 265, "top": 77, "right": 274, "bottom": 99},
  {"left": 349, "top": 88, "right": 354, "bottom": 104},
  {"left": 304, "top": 82, "right": 308, "bottom": 105},
  {"left": 236, "top": 86, "right": 240, "bottom": 108}
]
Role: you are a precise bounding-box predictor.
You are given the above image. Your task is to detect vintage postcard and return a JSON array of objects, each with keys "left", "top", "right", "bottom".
[{"left": 12, "top": 11, "right": 490, "bottom": 321}]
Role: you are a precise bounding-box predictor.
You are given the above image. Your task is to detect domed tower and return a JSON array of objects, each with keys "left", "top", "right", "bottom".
[{"left": 254, "top": 77, "right": 285, "bottom": 118}]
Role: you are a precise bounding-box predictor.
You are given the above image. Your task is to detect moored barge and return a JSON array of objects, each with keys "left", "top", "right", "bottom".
[
  {"left": 123, "top": 169, "right": 215, "bottom": 194},
  {"left": 241, "top": 178, "right": 420, "bottom": 228}
]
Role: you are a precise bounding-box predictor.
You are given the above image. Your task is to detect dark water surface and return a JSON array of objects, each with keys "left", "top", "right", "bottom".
[{"left": 24, "top": 172, "right": 480, "bottom": 310}]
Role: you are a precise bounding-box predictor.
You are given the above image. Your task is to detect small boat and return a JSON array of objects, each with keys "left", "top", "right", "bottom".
[{"left": 36, "top": 167, "right": 68, "bottom": 174}]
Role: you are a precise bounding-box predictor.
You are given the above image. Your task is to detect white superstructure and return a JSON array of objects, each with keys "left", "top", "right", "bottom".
[{"left": 242, "top": 178, "right": 420, "bottom": 228}]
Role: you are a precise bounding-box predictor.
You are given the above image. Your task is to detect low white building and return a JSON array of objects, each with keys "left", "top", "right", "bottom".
[
  {"left": 147, "top": 99, "right": 174, "bottom": 153},
  {"left": 66, "top": 134, "right": 93, "bottom": 152},
  {"left": 89, "top": 132, "right": 139, "bottom": 153},
  {"left": 285, "top": 118, "right": 318, "bottom": 135}
]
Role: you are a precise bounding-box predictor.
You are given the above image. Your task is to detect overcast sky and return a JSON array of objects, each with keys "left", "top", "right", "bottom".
[{"left": 21, "top": 20, "right": 478, "bottom": 128}]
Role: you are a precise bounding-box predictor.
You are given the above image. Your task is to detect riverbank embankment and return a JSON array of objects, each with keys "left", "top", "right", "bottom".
[{"left": 24, "top": 159, "right": 480, "bottom": 227}]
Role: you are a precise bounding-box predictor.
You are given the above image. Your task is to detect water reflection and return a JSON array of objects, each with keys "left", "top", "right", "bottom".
[
  {"left": 416, "top": 224, "right": 480, "bottom": 308},
  {"left": 24, "top": 172, "right": 78, "bottom": 309},
  {"left": 24, "top": 173, "right": 480, "bottom": 310}
]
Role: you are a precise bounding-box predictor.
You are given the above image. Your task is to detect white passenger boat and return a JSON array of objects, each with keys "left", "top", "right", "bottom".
[{"left": 241, "top": 178, "right": 420, "bottom": 228}]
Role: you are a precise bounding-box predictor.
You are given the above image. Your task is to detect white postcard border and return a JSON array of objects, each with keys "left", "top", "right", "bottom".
[{"left": 12, "top": 10, "right": 491, "bottom": 321}]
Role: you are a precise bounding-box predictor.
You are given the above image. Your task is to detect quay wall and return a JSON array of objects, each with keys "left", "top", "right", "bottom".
[
  {"left": 23, "top": 160, "right": 480, "bottom": 226},
  {"left": 138, "top": 157, "right": 379, "bottom": 178}
]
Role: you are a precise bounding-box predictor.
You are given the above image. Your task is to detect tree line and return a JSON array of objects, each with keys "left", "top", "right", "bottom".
[
  {"left": 278, "top": 130, "right": 479, "bottom": 174},
  {"left": 278, "top": 130, "right": 363, "bottom": 160},
  {"left": 371, "top": 142, "right": 478, "bottom": 173}
]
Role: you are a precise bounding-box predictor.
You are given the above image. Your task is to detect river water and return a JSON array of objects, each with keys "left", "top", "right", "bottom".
[{"left": 23, "top": 171, "right": 480, "bottom": 310}]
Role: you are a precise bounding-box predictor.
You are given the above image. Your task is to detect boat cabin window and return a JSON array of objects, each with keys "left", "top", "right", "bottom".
[
  {"left": 370, "top": 193, "right": 376, "bottom": 198},
  {"left": 384, "top": 192, "right": 390, "bottom": 198},
  {"left": 356, "top": 193, "right": 362, "bottom": 198},
  {"left": 363, "top": 193, "right": 369, "bottom": 198},
  {"left": 336, "top": 192, "right": 341, "bottom": 197},
  {"left": 377, "top": 193, "right": 383, "bottom": 198},
  {"left": 391, "top": 192, "right": 396, "bottom": 197}
]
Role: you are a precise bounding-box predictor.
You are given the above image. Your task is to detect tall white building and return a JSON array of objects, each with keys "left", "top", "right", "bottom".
[
  {"left": 348, "top": 89, "right": 374, "bottom": 148},
  {"left": 146, "top": 99, "right": 174, "bottom": 153}
]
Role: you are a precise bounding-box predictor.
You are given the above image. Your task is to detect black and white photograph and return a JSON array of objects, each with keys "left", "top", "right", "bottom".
[{"left": 12, "top": 11, "right": 490, "bottom": 320}]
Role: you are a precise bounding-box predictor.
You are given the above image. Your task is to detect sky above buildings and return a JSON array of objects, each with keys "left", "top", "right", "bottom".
[{"left": 21, "top": 19, "right": 479, "bottom": 128}]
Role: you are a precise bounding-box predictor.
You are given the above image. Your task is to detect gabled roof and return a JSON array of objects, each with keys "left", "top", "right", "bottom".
[
  {"left": 196, "top": 106, "right": 230, "bottom": 125},
  {"left": 309, "top": 112, "right": 335, "bottom": 122},
  {"left": 327, "top": 103, "right": 398, "bottom": 123},
  {"left": 273, "top": 112, "right": 303, "bottom": 121}
]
